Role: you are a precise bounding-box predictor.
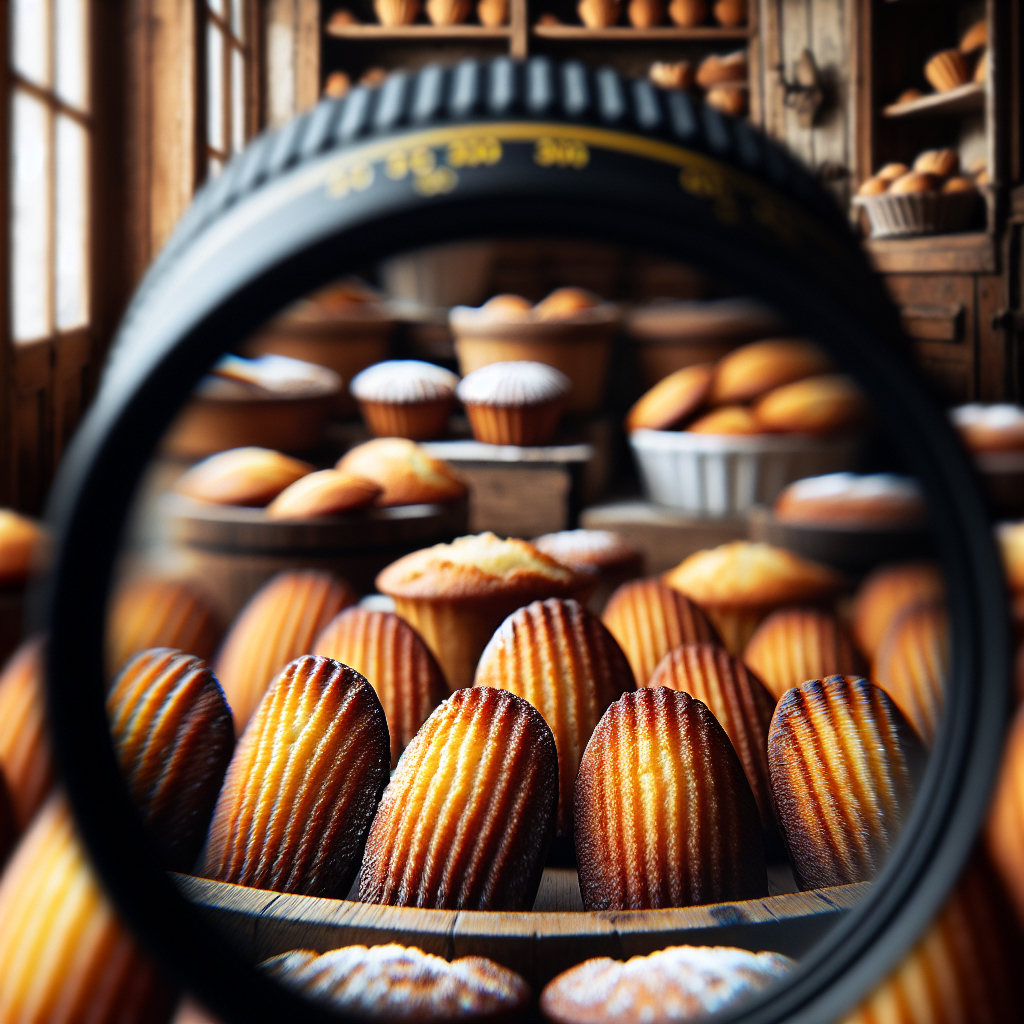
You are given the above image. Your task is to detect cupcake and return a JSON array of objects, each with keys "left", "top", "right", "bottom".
[
  {"left": 532, "top": 529, "right": 643, "bottom": 613},
  {"left": 774, "top": 472, "right": 926, "bottom": 528},
  {"left": 663, "top": 541, "right": 845, "bottom": 655},
  {"left": 376, "top": 532, "right": 585, "bottom": 690},
  {"left": 950, "top": 404, "right": 1024, "bottom": 453},
  {"left": 456, "top": 361, "right": 572, "bottom": 446},
  {"left": 350, "top": 360, "right": 459, "bottom": 440}
]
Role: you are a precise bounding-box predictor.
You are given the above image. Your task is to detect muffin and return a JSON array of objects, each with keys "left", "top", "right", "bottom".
[
  {"left": 648, "top": 643, "right": 778, "bottom": 845},
  {"left": 601, "top": 577, "right": 721, "bottom": 685},
  {"left": 925, "top": 49, "right": 969, "bottom": 92},
  {"left": 456, "top": 361, "right": 572, "bottom": 446},
  {"left": 173, "top": 447, "right": 313, "bottom": 507},
  {"left": 360, "top": 686, "right": 558, "bottom": 910},
  {"left": 624, "top": 363, "right": 714, "bottom": 432},
  {"left": 0, "top": 510, "right": 46, "bottom": 588},
  {"left": 200, "top": 655, "right": 390, "bottom": 898},
  {"left": 774, "top": 473, "right": 926, "bottom": 528},
  {"left": 709, "top": 339, "right": 832, "bottom": 405},
  {"left": 663, "top": 541, "right": 844, "bottom": 655},
  {"left": 950, "top": 403, "right": 1024, "bottom": 453},
  {"left": 313, "top": 606, "right": 448, "bottom": 768},
  {"left": 106, "top": 577, "right": 224, "bottom": 676},
  {"left": 686, "top": 404, "right": 760, "bottom": 434},
  {"left": 695, "top": 49, "right": 747, "bottom": 88},
  {"left": 350, "top": 360, "right": 460, "bottom": 440},
  {"left": 214, "top": 570, "right": 356, "bottom": 732},
  {"left": 541, "top": 946, "right": 794, "bottom": 1024},
  {"left": 851, "top": 561, "right": 945, "bottom": 661},
  {"left": 375, "top": 532, "right": 584, "bottom": 691},
  {"left": 873, "top": 601, "right": 948, "bottom": 747},
  {"left": 263, "top": 945, "right": 531, "bottom": 1021},
  {"left": 768, "top": 676, "right": 924, "bottom": 889},
  {"left": 532, "top": 528, "right": 644, "bottom": 613},
  {"left": 914, "top": 148, "right": 959, "bottom": 178},
  {"left": 753, "top": 374, "right": 868, "bottom": 435},
  {"left": 743, "top": 608, "right": 865, "bottom": 701},
  {"left": 474, "top": 598, "right": 635, "bottom": 836},
  {"left": 264, "top": 470, "right": 381, "bottom": 519},
  {"left": 576, "top": 687, "right": 768, "bottom": 909},
  {"left": 336, "top": 437, "right": 468, "bottom": 507},
  {"left": 648, "top": 61, "right": 693, "bottom": 91}
]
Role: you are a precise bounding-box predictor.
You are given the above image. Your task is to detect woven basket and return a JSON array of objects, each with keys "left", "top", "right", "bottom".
[{"left": 853, "top": 190, "right": 979, "bottom": 239}]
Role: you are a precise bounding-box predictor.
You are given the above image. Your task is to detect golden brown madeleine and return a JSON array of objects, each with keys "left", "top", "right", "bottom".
[
  {"left": 265, "top": 470, "right": 382, "bottom": 519},
  {"left": 201, "top": 655, "right": 388, "bottom": 897},
  {"left": 601, "top": 578, "right": 720, "bottom": 686},
  {"left": 576, "top": 687, "right": 768, "bottom": 910},
  {"left": 541, "top": 946, "right": 794, "bottom": 1024},
  {"left": 873, "top": 601, "right": 948, "bottom": 747},
  {"left": 313, "top": 606, "right": 448, "bottom": 768},
  {"left": 474, "top": 599, "right": 634, "bottom": 836},
  {"left": 262, "top": 944, "right": 531, "bottom": 1020},
  {"left": 753, "top": 374, "right": 868, "bottom": 435},
  {"left": 0, "top": 795, "right": 174, "bottom": 1024},
  {"left": 987, "top": 704, "right": 1024, "bottom": 924},
  {"left": 107, "top": 648, "right": 234, "bottom": 870},
  {"left": 336, "top": 437, "right": 467, "bottom": 507},
  {"left": 0, "top": 636, "right": 53, "bottom": 831},
  {"left": 624, "top": 363, "right": 714, "bottom": 432},
  {"left": 710, "top": 338, "right": 832, "bottom": 405},
  {"left": 924, "top": 49, "right": 969, "bottom": 92},
  {"left": 360, "top": 686, "right": 558, "bottom": 911},
  {"left": 839, "top": 853, "right": 1022, "bottom": 1024},
  {"left": 852, "top": 561, "right": 945, "bottom": 662},
  {"left": 0, "top": 509, "right": 47, "bottom": 587},
  {"left": 686, "top": 404, "right": 761, "bottom": 434},
  {"left": 214, "top": 569, "right": 356, "bottom": 733},
  {"left": 174, "top": 446, "right": 313, "bottom": 506},
  {"left": 106, "top": 576, "right": 224, "bottom": 677},
  {"left": 648, "top": 643, "right": 776, "bottom": 841},
  {"left": 743, "top": 608, "right": 864, "bottom": 701},
  {"left": 768, "top": 675, "right": 924, "bottom": 889}
]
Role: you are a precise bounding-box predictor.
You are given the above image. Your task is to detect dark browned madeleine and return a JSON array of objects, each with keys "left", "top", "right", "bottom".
[
  {"left": 313, "top": 606, "right": 448, "bottom": 769},
  {"left": 474, "top": 599, "right": 634, "bottom": 837},
  {"left": 743, "top": 608, "right": 863, "bottom": 701},
  {"left": 214, "top": 570, "right": 356, "bottom": 733},
  {"left": 107, "top": 648, "right": 234, "bottom": 870},
  {"left": 262, "top": 944, "right": 531, "bottom": 1020},
  {"left": 601, "top": 578, "right": 720, "bottom": 686},
  {"left": 648, "top": 643, "right": 777, "bottom": 843},
  {"left": 106, "top": 577, "right": 223, "bottom": 678},
  {"left": 575, "top": 687, "right": 768, "bottom": 911},
  {"left": 0, "top": 636, "right": 53, "bottom": 831},
  {"left": 360, "top": 686, "right": 558, "bottom": 911},
  {"left": 200, "top": 655, "right": 390, "bottom": 897},
  {"left": 768, "top": 675, "right": 923, "bottom": 889},
  {"left": 873, "top": 601, "right": 948, "bottom": 747}
]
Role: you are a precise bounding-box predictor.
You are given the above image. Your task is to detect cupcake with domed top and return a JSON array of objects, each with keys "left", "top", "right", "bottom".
[{"left": 350, "top": 360, "right": 459, "bottom": 440}]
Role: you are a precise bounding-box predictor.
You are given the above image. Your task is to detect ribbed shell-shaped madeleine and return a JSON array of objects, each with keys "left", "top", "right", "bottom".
[
  {"left": 873, "top": 601, "right": 948, "bottom": 747},
  {"left": 360, "top": 686, "right": 558, "bottom": 911},
  {"left": 987, "top": 704, "right": 1024, "bottom": 926},
  {"left": 575, "top": 687, "right": 768, "bottom": 910},
  {"left": 0, "top": 795, "right": 173, "bottom": 1024},
  {"left": 648, "top": 643, "right": 777, "bottom": 842},
  {"left": 839, "top": 854, "right": 1022, "bottom": 1024},
  {"left": 106, "top": 577, "right": 223, "bottom": 677},
  {"left": 313, "top": 606, "right": 447, "bottom": 769},
  {"left": 474, "top": 598, "right": 634, "bottom": 836},
  {"left": 262, "top": 944, "right": 531, "bottom": 1020},
  {"left": 743, "top": 608, "right": 863, "bottom": 701},
  {"left": 852, "top": 561, "right": 945, "bottom": 661},
  {"left": 768, "top": 675, "right": 924, "bottom": 889},
  {"left": 107, "top": 648, "right": 234, "bottom": 870},
  {"left": 200, "top": 655, "right": 389, "bottom": 897},
  {"left": 0, "top": 636, "right": 53, "bottom": 831},
  {"left": 215, "top": 570, "right": 357, "bottom": 733},
  {"left": 601, "top": 578, "right": 720, "bottom": 686}
]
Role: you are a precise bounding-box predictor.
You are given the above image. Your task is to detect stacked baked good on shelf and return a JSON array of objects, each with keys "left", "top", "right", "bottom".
[
  {"left": 857, "top": 148, "right": 981, "bottom": 199},
  {"left": 647, "top": 48, "right": 748, "bottom": 117},
  {"left": 567, "top": 0, "right": 745, "bottom": 29}
]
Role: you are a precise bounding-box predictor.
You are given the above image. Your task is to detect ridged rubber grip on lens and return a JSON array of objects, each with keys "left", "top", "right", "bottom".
[
  {"left": 200, "top": 655, "right": 390, "bottom": 898},
  {"left": 575, "top": 687, "right": 768, "bottom": 910},
  {"left": 313, "top": 606, "right": 448, "bottom": 769},
  {"left": 360, "top": 686, "right": 558, "bottom": 911},
  {"left": 601, "top": 578, "right": 720, "bottom": 687},
  {"left": 474, "top": 598, "right": 634, "bottom": 836},
  {"left": 214, "top": 570, "right": 357, "bottom": 733},
  {"left": 107, "top": 648, "right": 234, "bottom": 870},
  {"left": 768, "top": 675, "right": 923, "bottom": 889}
]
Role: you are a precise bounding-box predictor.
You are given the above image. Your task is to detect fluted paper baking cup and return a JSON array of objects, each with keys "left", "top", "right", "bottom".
[{"left": 853, "top": 190, "right": 979, "bottom": 239}]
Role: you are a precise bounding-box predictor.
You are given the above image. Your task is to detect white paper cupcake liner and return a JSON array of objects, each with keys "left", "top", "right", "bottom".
[{"left": 853, "top": 190, "right": 979, "bottom": 239}]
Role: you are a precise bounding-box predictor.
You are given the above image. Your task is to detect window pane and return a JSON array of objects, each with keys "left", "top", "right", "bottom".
[
  {"left": 208, "top": 154, "right": 224, "bottom": 178},
  {"left": 11, "top": 90, "right": 50, "bottom": 342},
  {"left": 55, "top": 115, "right": 87, "bottom": 330},
  {"left": 55, "top": 0, "right": 87, "bottom": 109},
  {"left": 207, "top": 0, "right": 224, "bottom": 15},
  {"left": 231, "top": 0, "right": 244, "bottom": 38},
  {"left": 207, "top": 22, "right": 224, "bottom": 152},
  {"left": 11, "top": 0, "right": 49, "bottom": 87},
  {"left": 231, "top": 47, "right": 245, "bottom": 154}
]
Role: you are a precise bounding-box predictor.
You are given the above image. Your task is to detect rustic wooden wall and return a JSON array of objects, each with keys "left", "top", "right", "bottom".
[{"left": 264, "top": 0, "right": 321, "bottom": 128}]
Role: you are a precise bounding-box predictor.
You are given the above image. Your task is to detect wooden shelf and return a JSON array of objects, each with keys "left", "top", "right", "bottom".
[
  {"left": 532, "top": 24, "right": 751, "bottom": 41},
  {"left": 326, "top": 23, "right": 511, "bottom": 39},
  {"left": 864, "top": 231, "right": 996, "bottom": 274},
  {"left": 882, "top": 81, "right": 984, "bottom": 118}
]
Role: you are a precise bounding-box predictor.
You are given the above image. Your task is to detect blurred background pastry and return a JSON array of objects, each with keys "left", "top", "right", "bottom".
[{"left": 350, "top": 360, "right": 459, "bottom": 440}]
